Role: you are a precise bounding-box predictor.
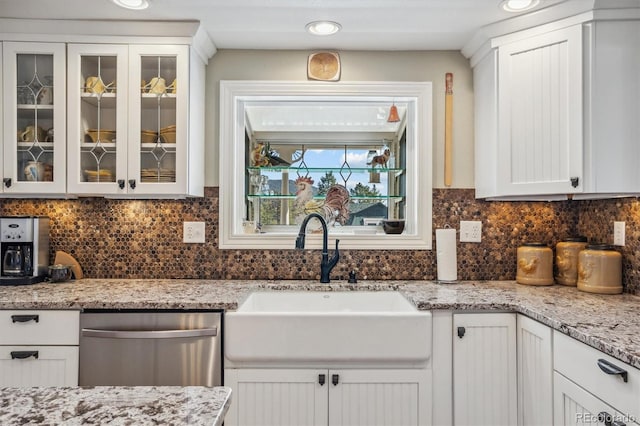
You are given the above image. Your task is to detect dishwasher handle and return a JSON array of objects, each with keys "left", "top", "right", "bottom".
[{"left": 81, "top": 327, "right": 217, "bottom": 339}]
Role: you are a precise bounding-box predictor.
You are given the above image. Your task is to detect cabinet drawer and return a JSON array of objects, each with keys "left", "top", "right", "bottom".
[
  {"left": 0, "top": 345, "right": 79, "bottom": 386},
  {"left": 554, "top": 331, "right": 640, "bottom": 420},
  {"left": 0, "top": 310, "right": 79, "bottom": 345}
]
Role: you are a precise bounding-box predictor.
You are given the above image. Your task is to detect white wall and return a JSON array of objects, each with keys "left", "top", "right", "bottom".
[{"left": 205, "top": 49, "right": 474, "bottom": 189}]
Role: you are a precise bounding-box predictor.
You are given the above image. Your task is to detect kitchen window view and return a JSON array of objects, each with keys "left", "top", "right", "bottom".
[
  {"left": 245, "top": 122, "right": 406, "bottom": 230},
  {"left": 218, "top": 81, "right": 433, "bottom": 250}
]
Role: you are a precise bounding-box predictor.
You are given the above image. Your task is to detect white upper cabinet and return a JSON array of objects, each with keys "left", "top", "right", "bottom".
[
  {"left": 67, "top": 43, "right": 129, "bottom": 195},
  {"left": 67, "top": 44, "right": 203, "bottom": 197},
  {"left": 1, "top": 21, "right": 212, "bottom": 199},
  {"left": 474, "top": 15, "right": 640, "bottom": 200},
  {"left": 497, "top": 25, "right": 583, "bottom": 197},
  {"left": 2, "top": 42, "right": 67, "bottom": 196}
]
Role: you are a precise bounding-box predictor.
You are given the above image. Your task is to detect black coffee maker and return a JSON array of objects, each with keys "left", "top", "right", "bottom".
[{"left": 0, "top": 216, "right": 49, "bottom": 285}]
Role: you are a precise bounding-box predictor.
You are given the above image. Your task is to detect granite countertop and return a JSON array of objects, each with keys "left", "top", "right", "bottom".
[
  {"left": 0, "top": 386, "right": 231, "bottom": 425},
  {"left": 0, "top": 278, "right": 638, "bottom": 369}
]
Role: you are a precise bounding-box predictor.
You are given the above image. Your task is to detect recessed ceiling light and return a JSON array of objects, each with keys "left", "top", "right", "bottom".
[
  {"left": 305, "top": 21, "right": 342, "bottom": 36},
  {"left": 111, "top": 0, "right": 150, "bottom": 10},
  {"left": 500, "top": 0, "right": 540, "bottom": 12}
]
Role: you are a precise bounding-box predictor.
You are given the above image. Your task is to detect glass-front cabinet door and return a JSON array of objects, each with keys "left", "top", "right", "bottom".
[
  {"left": 67, "top": 44, "right": 128, "bottom": 195},
  {"left": 2, "top": 42, "right": 66, "bottom": 194},
  {"left": 127, "top": 45, "right": 188, "bottom": 195}
]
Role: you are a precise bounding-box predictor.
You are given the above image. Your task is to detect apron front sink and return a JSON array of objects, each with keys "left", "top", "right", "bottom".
[{"left": 225, "top": 291, "right": 431, "bottom": 364}]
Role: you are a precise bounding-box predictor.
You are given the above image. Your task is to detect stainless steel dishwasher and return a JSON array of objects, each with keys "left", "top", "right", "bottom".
[{"left": 79, "top": 310, "right": 221, "bottom": 386}]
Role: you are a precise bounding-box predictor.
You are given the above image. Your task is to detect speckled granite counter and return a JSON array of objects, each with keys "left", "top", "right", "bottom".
[
  {"left": 0, "top": 279, "right": 638, "bottom": 369},
  {"left": 0, "top": 386, "right": 231, "bottom": 425}
]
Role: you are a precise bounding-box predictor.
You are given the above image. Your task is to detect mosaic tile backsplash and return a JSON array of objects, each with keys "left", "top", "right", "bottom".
[{"left": 0, "top": 188, "right": 638, "bottom": 294}]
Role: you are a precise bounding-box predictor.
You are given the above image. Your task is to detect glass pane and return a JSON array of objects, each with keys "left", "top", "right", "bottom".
[
  {"left": 246, "top": 139, "right": 406, "bottom": 228},
  {"left": 80, "top": 55, "right": 118, "bottom": 183},
  {"left": 16, "top": 54, "right": 54, "bottom": 182},
  {"left": 140, "top": 55, "right": 177, "bottom": 184}
]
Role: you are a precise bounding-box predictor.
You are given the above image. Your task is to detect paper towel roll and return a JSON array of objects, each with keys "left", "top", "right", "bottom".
[{"left": 436, "top": 228, "right": 457, "bottom": 282}]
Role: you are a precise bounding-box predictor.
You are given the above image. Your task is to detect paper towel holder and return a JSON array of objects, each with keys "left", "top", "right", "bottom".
[{"left": 436, "top": 225, "right": 459, "bottom": 284}]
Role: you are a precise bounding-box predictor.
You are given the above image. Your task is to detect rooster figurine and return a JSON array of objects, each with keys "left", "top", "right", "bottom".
[{"left": 294, "top": 176, "right": 350, "bottom": 227}]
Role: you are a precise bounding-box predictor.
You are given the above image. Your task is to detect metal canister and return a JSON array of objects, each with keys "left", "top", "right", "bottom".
[
  {"left": 516, "top": 243, "right": 554, "bottom": 286},
  {"left": 555, "top": 236, "right": 588, "bottom": 286},
  {"left": 577, "top": 244, "right": 622, "bottom": 294}
]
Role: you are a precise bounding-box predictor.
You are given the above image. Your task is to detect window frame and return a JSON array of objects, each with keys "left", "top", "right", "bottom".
[{"left": 219, "top": 80, "right": 433, "bottom": 250}]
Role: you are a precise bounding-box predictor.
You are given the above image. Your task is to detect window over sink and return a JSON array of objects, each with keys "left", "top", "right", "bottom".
[{"left": 219, "top": 81, "right": 432, "bottom": 250}]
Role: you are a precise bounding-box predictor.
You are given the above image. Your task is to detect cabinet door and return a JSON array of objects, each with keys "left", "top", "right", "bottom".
[
  {"left": 517, "top": 315, "right": 552, "bottom": 426},
  {"left": 328, "top": 369, "right": 430, "bottom": 426},
  {"left": 453, "top": 313, "right": 517, "bottom": 426},
  {"left": 0, "top": 346, "right": 78, "bottom": 386},
  {"left": 67, "top": 44, "right": 129, "bottom": 195},
  {"left": 127, "top": 45, "right": 188, "bottom": 195},
  {"left": 554, "top": 372, "right": 639, "bottom": 426},
  {"left": 2, "top": 42, "right": 66, "bottom": 194},
  {"left": 224, "top": 368, "right": 328, "bottom": 426},
  {"left": 497, "top": 25, "right": 582, "bottom": 196}
]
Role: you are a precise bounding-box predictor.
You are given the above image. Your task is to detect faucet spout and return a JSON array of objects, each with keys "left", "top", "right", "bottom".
[{"left": 295, "top": 213, "right": 340, "bottom": 283}]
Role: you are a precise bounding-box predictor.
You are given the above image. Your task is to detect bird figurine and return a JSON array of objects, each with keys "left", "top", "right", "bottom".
[
  {"left": 518, "top": 257, "right": 538, "bottom": 274},
  {"left": 555, "top": 249, "right": 573, "bottom": 281},
  {"left": 251, "top": 142, "right": 270, "bottom": 167},
  {"left": 294, "top": 176, "right": 315, "bottom": 224},
  {"left": 294, "top": 176, "right": 350, "bottom": 227}
]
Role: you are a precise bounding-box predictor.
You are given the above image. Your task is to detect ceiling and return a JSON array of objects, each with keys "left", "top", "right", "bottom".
[{"left": 0, "top": 0, "right": 567, "bottom": 51}]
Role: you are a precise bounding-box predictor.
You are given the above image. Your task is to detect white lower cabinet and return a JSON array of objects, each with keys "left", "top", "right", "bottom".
[
  {"left": 554, "top": 331, "right": 640, "bottom": 426},
  {"left": 554, "top": 372, "right": 639, "bottom": 426},
  {"left": 0, "top": 346, "right": 78, "bottom": 386},
  {"left": 452, "top": 313, "right": 517, "bottom": 426},
  {"left": 517, "top": 314, "right": 553, "bottom": 426},
  {"left": 224, "top": 368, "right": 431, "bottom": 426},
  {"left": 0, "top": 310, "right": 79, "bottom": 386}
]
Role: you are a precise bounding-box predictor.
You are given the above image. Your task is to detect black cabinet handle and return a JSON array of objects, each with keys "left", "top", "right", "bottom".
[
  {"left": 128, "top": 179, "right": 136, "bottom": 190},
  {"left": 598, "top": 411, "right": 626, "bottom": 426},
  {"left": 11, "top": 351, "right": 39, "bottom": 360},
  {"left": 117, "top": 179, "right": 125, "bottom": 189},
  {"left": 332, "top": 374, "right": 339, "bottom": 386},
  {"left": 598, "top": 359, "right": 628, "bottom": 383},
  {"left": 598, "top": 411, "right": 613, "bottom": 426},
  {"left": 318, "top": 374, "right": 325, "bottom": 386},
  {"left": 457, "top": 326, "right": 466, "bottom": 338},
  {"left": 11, "top": 314, "right": 39, "bottom": 323},
  {"left": 3, "top": 178, "right": 11, "bottom": 188},
  {"left": 571, "top": 177, "right": 579, "bottom": 188}
]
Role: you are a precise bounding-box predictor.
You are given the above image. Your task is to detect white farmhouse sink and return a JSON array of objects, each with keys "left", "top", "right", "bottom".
[{"left": 225, "top": 291, "right": 431, "bottom": 364}]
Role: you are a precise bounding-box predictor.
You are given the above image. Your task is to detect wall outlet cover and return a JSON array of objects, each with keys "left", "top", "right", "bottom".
[
  {"left": 613, "top": 221, "right": 625, "bottom": 246},
  {"left": 460, "top": 220, "right": 482, "bottom": 243},
  {"left": 184, "top": 221, "right": 206, "bottom": 243}
]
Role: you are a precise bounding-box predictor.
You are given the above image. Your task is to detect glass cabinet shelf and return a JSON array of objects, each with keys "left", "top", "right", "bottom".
[
  {"left": 17, "top": 104, "right": 55, "bottom": 110},
  {"left": 248, "top": 194, "right": 405, "bottom": 200},
  {"left": 247, "top": 166, "right": 405, "bottom": 174},
  {"left": 18, "top": 142, "right": 54, "bottom": 149},
  {"left": 141, "top": 93, "right": 177, "bottom": 99}
]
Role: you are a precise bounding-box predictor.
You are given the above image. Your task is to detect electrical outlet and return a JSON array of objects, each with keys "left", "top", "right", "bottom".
[
  {"left": 613, "top": 221, "right": 625, "bottom": 246},
  {"left": 460, "top": 220, "right": 482, "bottom": 243},
  {"left": 183, "top": 221, "right": 206, "bottom": 243}
]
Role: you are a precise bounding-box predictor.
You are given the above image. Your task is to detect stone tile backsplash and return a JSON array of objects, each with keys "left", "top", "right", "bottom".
[{"left": 0, "top": 188, "right": 637, "bottom": 294}]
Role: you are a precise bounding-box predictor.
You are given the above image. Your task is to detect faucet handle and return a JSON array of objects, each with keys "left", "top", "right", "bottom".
[{"left": 348, "top": 270, "right": 357, "bottom": 283}]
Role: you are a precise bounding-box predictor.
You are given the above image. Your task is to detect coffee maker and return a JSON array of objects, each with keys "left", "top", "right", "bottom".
[{"left": 0, "top": 216, "right": 49, "bottom": 285}]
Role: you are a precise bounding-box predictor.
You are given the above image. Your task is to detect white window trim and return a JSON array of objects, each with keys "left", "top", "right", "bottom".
[{"left": 219, "top": 80, "right": 432, "bottom": 250}]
